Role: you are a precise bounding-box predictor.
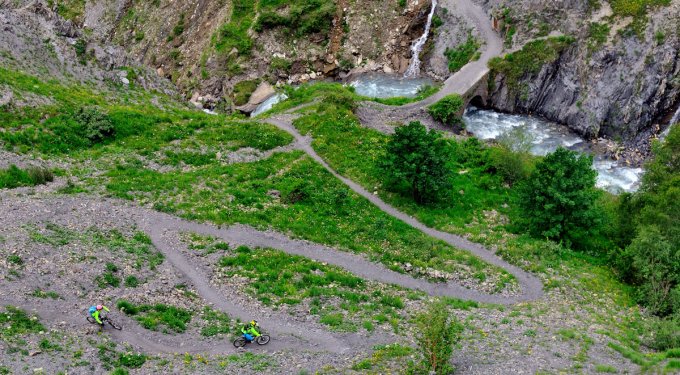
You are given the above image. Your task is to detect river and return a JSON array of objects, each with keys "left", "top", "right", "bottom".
[{"left": 252, "top": 77, "right": 645, "bottom": 193}]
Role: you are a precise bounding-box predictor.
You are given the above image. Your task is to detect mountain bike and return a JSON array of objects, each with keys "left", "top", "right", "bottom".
[
  {"left": 87, "top": 314, "right": 122, "bottom": 330},
  {"left": 233, "top": 334, "right": 270, "bottom": 348}
]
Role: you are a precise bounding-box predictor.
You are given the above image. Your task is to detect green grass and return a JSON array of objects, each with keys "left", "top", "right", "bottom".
[
  {"left": 97, "top": 344, "right": 147, "bottom": 371},
  {"left": 30, "top": 289, "right": 61, "bottom": 299},
  {"left": 29, "top": 224, "right": 164, "bottom": 271},
  {"left": 233, "top": 79, "right": 260, "bottom": 106},
  {"left": 117, "top": 300, "right": 192, "bottom": 333},
  {"left": 291, "top": 104, "right": 517, "bottom": 290},
  {"left": 594, "top": 364, "right": 617, "bottom": 373},
  {"left": 488, "top": 36, "right": 575, "bottom": 91},
  {"left": 609, "top": 0, "right": 670, "bottom": 35},
  {"left": 256, "top": 0, "right": 336, "bottom": 38},
  {"left": 0, "top": 306, "right": 45, "bottom": 341},
  {"left": 444, "top": 35, "right": 480, "bottom": 73},
  {"left": 200, "top": 307, "right": 238, "bottom": 337},
  {"left": 0, "top": 165, "right": 53, "bottom": 189},
  {"left": 214, "top": 0, "right": 255, "bottom": 63},
  {"left": 218, "top": 246, "right": 409, "bottom": 331}
]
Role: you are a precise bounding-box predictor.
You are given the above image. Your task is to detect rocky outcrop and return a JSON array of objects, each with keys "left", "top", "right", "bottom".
[{"left": 481, "top": 0, "right": 680, "bottom": 151}]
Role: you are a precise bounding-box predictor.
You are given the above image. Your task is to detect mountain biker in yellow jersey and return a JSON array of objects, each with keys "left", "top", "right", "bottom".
[{"left": 241, "top": 320, "right": 261, "bottom": 342}]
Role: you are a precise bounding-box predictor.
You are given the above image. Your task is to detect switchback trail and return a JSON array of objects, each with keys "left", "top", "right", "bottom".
[{"left": 264, "top": 114, "right": 544, "bottom": 303}]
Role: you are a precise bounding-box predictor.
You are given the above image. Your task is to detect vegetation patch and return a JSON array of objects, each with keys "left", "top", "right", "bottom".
[
  {"left": 0, "top": 165, "right": 54, "bottom": 189},
  {"left": 427, "top": 94, "right": 465, "bottom": 127},
  {"left": 488, "top": 36, "right": 575, "bottom": 91},
  {"left": 444, "top": 35, "right": 480, "bottom": 73},
  {"left": 117, "top": 300, "right": 192, "bottom": 333},
  {"left": 218, "top": 246, "right": 408, "bottom": 331},
  {"left": 255, "top": 0, "right": 337, "bottom": 38},
  {"left": 0, "top": 306, "right": 45, "bottom": 341}
]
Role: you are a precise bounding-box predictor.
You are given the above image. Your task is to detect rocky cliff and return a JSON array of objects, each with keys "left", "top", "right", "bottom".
[
  {"left": 28, "top": 0, "right": 434, "bottom": 111},
  {"left": 480, "top": 0, "right": 680, "bottom": 154}
]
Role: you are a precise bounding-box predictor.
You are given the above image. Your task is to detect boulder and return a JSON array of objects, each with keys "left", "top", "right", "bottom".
[{"left": 235, "top": 82, "right": 276, "bottom": 114}]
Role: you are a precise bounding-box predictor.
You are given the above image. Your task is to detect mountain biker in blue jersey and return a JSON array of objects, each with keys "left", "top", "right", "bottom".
[
  {"left": 89, "top": 305, "right": 110, "bottom": 329},
  {"left": 241, "top": 320, "right": 261, "bottom": 342}
]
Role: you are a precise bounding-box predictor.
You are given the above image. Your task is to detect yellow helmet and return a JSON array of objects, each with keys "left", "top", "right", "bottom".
[{"left": 250, "top": 320, "right": 258, "bottom": 327}]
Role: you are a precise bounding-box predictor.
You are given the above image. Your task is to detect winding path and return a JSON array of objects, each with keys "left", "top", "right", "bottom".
[
  {"left": 263, "top": 114, "right": 543, "bottom": 305},
  {"left": 0, "top": 0, "right": 542, "bottom": 359}
]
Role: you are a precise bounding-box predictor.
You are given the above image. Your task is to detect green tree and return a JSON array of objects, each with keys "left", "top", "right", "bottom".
[
  {"left": 613, "top": 126, "right": 680, "bottom": 317},
  {"left": 622, "top": 226, "right": 680, "bottom": 316},
  {"left": 414, "top": 301, "right": 462, "bottom": 374},
  {"left": 381, "top": 122, "right": 452, "bottom": 204},
  {"left": 516, "top": 147, "right": 600, "bottom": 248}
]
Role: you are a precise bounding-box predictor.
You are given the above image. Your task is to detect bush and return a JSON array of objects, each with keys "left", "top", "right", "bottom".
[
  {"left": 645, "top": 316, "right": 680, "bottom": 351},
  {"left": 414, "top": 301, "right": 462, "bottom": 374},
  {"left": 428, "top": 94, "right": 464, "bottom": 127},
  {"left": 380, "top": 121, "right": 452, "bottom": 204},
  {"left": 516, "top": 147, "right": 601, "bottom": 249},
  {"left": 321, "top": 91, "right": 357, "bottom": 112},
  {"left": 74, "top": 107, "right": 114, "bottom": 143},
  {"left": 489, "top": 146, "right": 533, "bottom": 185},
  {"left": 621, "top": 226, "right": 680, "bottom": 316}
]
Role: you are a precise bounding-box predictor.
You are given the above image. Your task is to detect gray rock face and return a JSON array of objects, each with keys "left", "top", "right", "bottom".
[
  {"left": 489, "top": 36, "right": 680, "bottom": 142},
  {"left": 479, "top": 0, "right": 680, "bottom": 145}
]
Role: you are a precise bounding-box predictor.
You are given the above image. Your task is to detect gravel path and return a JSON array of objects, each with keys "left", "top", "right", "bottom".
[
  {"left": 264, "top": 115, "right": 544, "bottom": 304},
  {"left": 355, "top": 0, "right": 504, "bottom": 131}
]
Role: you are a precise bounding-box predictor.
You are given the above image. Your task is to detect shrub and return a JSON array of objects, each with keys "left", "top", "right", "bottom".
[
  {"left": 380, "top": 121, "right": 452, "bottom": 204},
  {"left": 415, "top": 301, "right": 462, "bottom": 374},
  {"left": 644, "top": 316, "right": 680, "bottom": 351},
  {"left": 488, "top": 36, "right": 575, "bottom": 90},
  {"left": 74, "top": 107, "right": 114, "bottom": 143},
  {"left": 74, "top": 39, "right": 87, "bottom": 64},
  {"left": 621, "top": 226, "right": 680, "bottom": 316},
  {"left": 516, "top": 147, "right": 601, "bottom": 249},
  {"left": 26, "top": 166, "right": 54, "bottom": 185},
  {"left": 428, "top": 94, "right": 464, "bottom": 127},
  {"left": 489, "top": 146, "right": 533, "bottom": 185}
]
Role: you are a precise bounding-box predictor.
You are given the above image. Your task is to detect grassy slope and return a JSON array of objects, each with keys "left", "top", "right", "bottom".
[
  {"left": 0, "top": 69, "right": 508, "bottom": 289},
  {"left": 286, "top": 89, "right": 677, "bottom": 372}
]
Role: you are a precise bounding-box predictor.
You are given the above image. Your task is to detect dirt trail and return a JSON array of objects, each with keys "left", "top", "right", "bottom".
[
  {"left": 264, "top": 115, "right": 544, "bottom": 304},
  {"left": 355, "top": 0, "right": 504, "bottom": 130}
]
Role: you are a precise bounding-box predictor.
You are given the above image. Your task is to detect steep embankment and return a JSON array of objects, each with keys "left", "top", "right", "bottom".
[
  {"left": 481, "top": 0, "right": 680, "bottom": 160},
  {"left": 34, "top": 0, "right": 437, "bottom": 109}
]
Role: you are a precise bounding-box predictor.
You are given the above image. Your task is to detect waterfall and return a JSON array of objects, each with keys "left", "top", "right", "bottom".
[
  {"left": 660, "top": 105, "right": 680, "bottom": 140},
  {"left": 671, "top": 105, "right": 680, "bottom": 125},
  {"left": 404, "top": 0, "right": 437, "bottom": 78}
]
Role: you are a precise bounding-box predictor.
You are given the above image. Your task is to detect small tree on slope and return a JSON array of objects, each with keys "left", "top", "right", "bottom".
[
  {"left": 415, "top": 301, "right": 462, "bottom": 375},
  {"left": 516, "top": 147, "right": 600, "bottom": 249},
  {"left": 381, "top": 121, "right": 452, "bottom": 204}
]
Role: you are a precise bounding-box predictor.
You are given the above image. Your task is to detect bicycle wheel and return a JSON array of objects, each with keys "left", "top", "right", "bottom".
[
  {"left": 256, "top": 335, "right": 270, "bottom": 345},
  {"left": 106, "top": 318, "right": 122, "bottom": 330},
  {"left": 233, "top": 337, "right": 247, "bottom": 348},
  {"left": 86, "top": 316, "right": 96, "bottom": 324}
]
